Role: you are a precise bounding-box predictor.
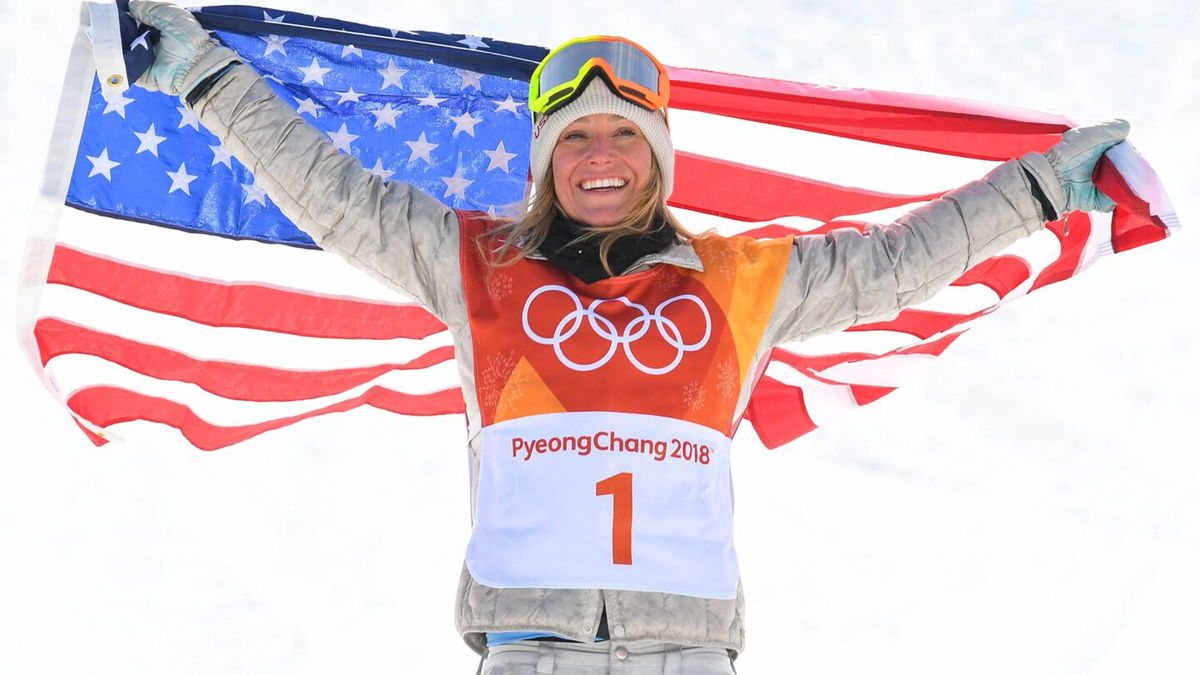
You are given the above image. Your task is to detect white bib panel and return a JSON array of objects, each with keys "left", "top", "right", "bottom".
[{"left": 466, "top": 411, "right": 738, "bottom": 599}]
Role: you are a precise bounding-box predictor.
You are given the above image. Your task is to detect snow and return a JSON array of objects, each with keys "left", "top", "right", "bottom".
[{"left": 1, "top": 1, "right": 1196, "bottom": 673}]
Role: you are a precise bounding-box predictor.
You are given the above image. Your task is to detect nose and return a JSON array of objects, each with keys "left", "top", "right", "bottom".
[{"left": 585, "top": 134, "right": 614, "bottom": 165}]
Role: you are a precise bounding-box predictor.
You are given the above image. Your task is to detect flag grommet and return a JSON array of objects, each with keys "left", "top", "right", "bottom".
[{"left": 106, "top": 73, "right": 124, "bottom": 87}]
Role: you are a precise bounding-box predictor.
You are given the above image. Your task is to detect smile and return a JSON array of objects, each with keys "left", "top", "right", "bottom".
[{"left": 580, "top": 177, "right": 628, "bottom": 192}]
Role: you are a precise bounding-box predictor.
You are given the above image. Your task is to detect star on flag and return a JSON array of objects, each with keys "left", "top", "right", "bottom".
[
  {"left": 337, "top": 88, "right": 365, "bottom": 104},
  {"left": 130, "top": 30, "right": 151, "bottom": 51},
  {"left": 242, "top": 180, "right": 269, "bottom": 206},
  {"left": 449, "top": 111, "right": 483, "bottom": 137},
  {"left": 405, "top": 132, "right": 438, "bottom": 164},
  {"left": 262, "top": 34, "right": 290, "bottom": 57},
  {"left": 458, "top": 35, "right": 490, "bottom": 50},
  {"left": 440, "top": 168, "right": 473, "bottom": 199},
  {"left": 377, "top": 59, "right": 408, "bottom": 90},
  {"left": 370, "top": 103, "right": 402, "bottom": 129},
  {"left": 210, "top": 143, "right": 234, "bottom": 169},
  {"left": 295, "top": 97, "right": 322, "bottom": 117},
  {"left": 483, "top": 141, "right": 517, "bottom": 173},
  {"left": 134, "top": 124, "right": 167, "bottom": 156},
  {"left": 299, "top": 57, "right": 332, "bottom": 85},
  {"left": 166, "top": 163, "right": 198, "bottom": 195},
  {"left": 103, "top": 93, "right": 135, "bottom": 118},
  {"left": 458, "top": 70, "right": 484, "bottom": 90},
  {"left": 86, "top": 148, "right": 120, "bottom": 180},
  {"left": 327, "top": 124, "right": 360, "bottom": 153},
  {"left": 177, "top": 105, "right": 201, "bottom": 131},
  {"left": 416, "top": 92, "right": 447, "bottom": 108},
  {"left": 493, "top": 95, "right": 523, "bottom": 115},
  {"left": 366, "top": 158, "right": 395, "bottom": 180}
]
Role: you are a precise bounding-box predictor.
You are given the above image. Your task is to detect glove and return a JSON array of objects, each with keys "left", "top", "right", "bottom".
[
  {"left": 1045, "top": 119, "right": 1130, "bottom": 213},
  {"left": 128, "top": 0, "right": 239, "bottom": 97}
]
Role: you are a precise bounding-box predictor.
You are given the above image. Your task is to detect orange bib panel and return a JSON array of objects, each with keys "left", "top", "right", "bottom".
[{"left": 459, "top": 212, "right": 794, "bottom": 435}]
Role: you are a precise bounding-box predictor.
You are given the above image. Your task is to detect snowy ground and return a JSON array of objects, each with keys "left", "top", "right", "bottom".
[{"left": 1, "top": 1, "right": 1197, "bottom": 673}]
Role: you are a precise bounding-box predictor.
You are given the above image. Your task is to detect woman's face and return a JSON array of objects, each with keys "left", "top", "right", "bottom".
[{"left": 551, "top": 113, "right": 654, "bottom": 227}]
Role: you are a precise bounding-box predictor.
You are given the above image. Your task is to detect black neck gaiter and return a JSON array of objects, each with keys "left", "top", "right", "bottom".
[{"left": 537, "top": 213, "right": 675, "bottom": 284}]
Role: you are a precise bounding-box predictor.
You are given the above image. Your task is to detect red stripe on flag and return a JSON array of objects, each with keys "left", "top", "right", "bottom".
[
  {"left": 736, "top": 224, "right": 805, "bottom": 240},
  {"left": 66, "top": 385, "right": 466, "bottom": 451},
  {"left": 1030, "top": 213, "right": 1091, "bottom": 291},
  {"left": 668, "top": 66, "right": 1071, "bottom": 160},
  {"left": 743, "top": 375, "right": 817, "bottom": 450},
  {"left": 850, "top": 383, "right": 895, "bottom": 406},
  {"left": 672, "top": 151, "right": 941, "bottom": 222},
  {"left": 771, "top": 330, "right": 965, "bottom": 373},
  {"left": 1092, "top": 155, "right": 1172, "bottom": 253},
  {"left": 74, "top": 417, "right": 109, "bottom": 447},
  {"left": 765, "top": 357, "right": 898, "bottom": 407},
  {"left": 736, "top": 222, "right": 865, "bottom": 240},
  {"left": 850, "top": 307, "right": 986, "bottom": 340},
  {"left": 35, "top": 318, "right": 455, "bottom": 402},
  {"left": 47, "top": 244, "right": 447, "bottom": 340},
  {"left": 951, "top": 255, "right": 1031, "bottom": 298},
  {"left": 1109, "top": 208, "right": 1171, "bottom": 252}
]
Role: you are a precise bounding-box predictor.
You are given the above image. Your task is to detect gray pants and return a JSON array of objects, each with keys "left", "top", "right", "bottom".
[{"left": 480, "top": 640, "right": 736, "bottom": 674}]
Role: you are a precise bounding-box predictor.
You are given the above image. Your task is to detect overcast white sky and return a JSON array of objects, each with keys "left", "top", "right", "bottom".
[{"left": 1, "top": 1, "right": 1197, "bottom": 673}]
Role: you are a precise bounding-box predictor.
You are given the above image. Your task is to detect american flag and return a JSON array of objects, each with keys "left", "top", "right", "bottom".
[{"left": 18, "top": 4, "right": 1178, "bottom": 450}]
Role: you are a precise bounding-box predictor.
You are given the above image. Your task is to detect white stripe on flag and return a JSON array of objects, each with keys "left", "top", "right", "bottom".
[
  {"left": 670, "top": 108, "right": 999, "bottom": 194},
  {"left": 760, "top": 363, "right": 858, "bottom": 428},
  {"left": 57, "top": 208, "right": 415, "bottom": 303},
  {"left": 46, "top": 355, "right": 462, "bottom": 426},
  {"left": 37, "top": 285, "right": 454, "bottom": 370},
  {"left": 814, "top": 351, "right": 944, "bottom": 387},
  {"left": 780, "top": 328, "right": 925, "bottom": 357}
]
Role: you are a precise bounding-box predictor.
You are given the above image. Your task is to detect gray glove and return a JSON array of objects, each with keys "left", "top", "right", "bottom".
[
  {"left": 1045, "top": 119, "right": 1130, "bottom": 213},
  {"left": 128, "top": 0, "right": 239, "bottom": 98}
]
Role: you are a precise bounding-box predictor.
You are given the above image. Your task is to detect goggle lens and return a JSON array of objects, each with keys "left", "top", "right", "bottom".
[{"left": 531, "top": 37, "right": 668, "bottom": 116}]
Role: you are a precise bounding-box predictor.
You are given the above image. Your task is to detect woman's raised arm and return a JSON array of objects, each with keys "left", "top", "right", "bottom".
[
  {"left": 764, "top": 120, "right": 1129, "bottom": 345},
  {"left": 129, "top": 1, "right": 465, "bottom": 324}
]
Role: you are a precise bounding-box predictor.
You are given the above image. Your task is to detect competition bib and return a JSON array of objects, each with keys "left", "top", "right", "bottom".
[{"left": 466, "top": 411, "right": 738, "bottom": 599}]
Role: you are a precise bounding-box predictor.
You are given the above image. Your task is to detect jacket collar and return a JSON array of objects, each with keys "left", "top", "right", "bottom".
[{"left": 522, "top": 238, "right": 705, "bottom": 276}]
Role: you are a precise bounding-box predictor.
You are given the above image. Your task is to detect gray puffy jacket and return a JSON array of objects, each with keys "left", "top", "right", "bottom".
[{"left": 191, "top": 64, "right": 1066, "bottom": 658}]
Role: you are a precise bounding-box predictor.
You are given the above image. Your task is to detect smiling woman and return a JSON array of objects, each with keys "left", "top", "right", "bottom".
[
  {"left": 485, "top": 80, "right": 693, "bottom": 283},
  {"left": 121, "top": 2, "right": 1134, "bottom": 673},
  {"left": 482, "top": 40, "right": 693, "bottom": 283},
  {"left": 553, "top": 114, "right": 653, "bottom": 226}
]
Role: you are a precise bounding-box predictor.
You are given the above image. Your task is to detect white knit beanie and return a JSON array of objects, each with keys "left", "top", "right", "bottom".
[{"left": 529, "top": 79, "right": 675, "bottom": 197}]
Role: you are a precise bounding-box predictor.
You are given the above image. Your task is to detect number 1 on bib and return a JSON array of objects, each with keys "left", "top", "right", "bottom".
[{"left": 595, "top": 472, "right": 633, "bottom": 565}]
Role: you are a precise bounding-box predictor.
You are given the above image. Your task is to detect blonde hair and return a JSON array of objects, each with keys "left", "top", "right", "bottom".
[{"left": 480, "top": 153, "right": 691, "bottom": 277}]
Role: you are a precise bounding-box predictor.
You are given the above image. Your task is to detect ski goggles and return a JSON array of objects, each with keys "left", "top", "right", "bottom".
[{"left": 529, "top": 36, "right": 670, "bottom": 118}]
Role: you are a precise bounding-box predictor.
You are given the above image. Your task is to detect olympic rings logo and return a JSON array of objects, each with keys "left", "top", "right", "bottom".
[{"left": 521, "top": 284, "right": 712, "bottom": 375}]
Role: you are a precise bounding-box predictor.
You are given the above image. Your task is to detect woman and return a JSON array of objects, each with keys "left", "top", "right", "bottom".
[{"left": 129, "top": 2, "right": 1128, "bottom": 673}]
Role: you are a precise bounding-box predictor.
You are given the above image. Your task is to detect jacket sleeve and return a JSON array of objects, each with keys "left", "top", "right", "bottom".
[
  {"left": 189, "top": 64, "right": 464, "bottom": 326},
  {"left": 763, "top": 153, "right": 1067, "bottom": 345}
]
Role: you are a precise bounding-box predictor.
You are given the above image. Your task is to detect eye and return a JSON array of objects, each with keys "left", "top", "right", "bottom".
[
  {"left": 561, "top": 129, "right": 587, "bottom": 141},
  {"left": 615, "top": 127, "right": 638, "bottom": 137}
]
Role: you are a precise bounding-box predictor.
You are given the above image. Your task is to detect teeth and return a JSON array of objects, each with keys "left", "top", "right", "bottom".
[{"left": 581, "top": 178, "right": 627, "bottom": 191}]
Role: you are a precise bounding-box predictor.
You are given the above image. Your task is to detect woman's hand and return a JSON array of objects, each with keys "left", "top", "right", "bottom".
[
  {"left": 1045, "top": 119, "right": 1130, "bottom": 213},
  {"left": 128, "top": 0, "right": 239, "bottom": 97}
]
